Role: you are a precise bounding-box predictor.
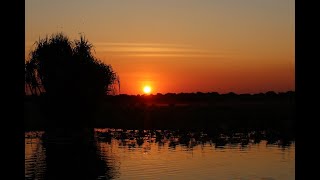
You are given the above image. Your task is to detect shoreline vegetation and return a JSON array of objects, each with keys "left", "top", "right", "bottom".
[{"left": 25, "top": 91, "right": 295, "bottom": 139}]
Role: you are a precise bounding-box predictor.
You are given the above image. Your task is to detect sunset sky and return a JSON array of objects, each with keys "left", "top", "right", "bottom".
[{"left": 25, "top": 0, "right": 295, "bottom": 95}]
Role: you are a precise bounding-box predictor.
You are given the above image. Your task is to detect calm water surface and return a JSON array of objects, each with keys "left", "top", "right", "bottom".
[{"left": 25, "top": 129, "right": 295, "bottom": 180}]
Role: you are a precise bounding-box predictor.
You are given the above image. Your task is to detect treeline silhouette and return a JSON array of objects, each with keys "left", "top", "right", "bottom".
[
  {"left": 104, "top": 90, "right": 294, "bottom": 104},
  {"left": 25, "top": 91, "right": 295, "bottom": 139}
]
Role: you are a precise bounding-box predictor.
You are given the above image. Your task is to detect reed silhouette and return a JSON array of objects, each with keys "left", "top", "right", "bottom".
[{"left": 94, "top": 128, "right": 294, "bottom": 149}]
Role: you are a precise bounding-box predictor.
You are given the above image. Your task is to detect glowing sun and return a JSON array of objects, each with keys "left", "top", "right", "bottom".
[{"left": 143, "top": 86, "right": 152, "bottom": 94}]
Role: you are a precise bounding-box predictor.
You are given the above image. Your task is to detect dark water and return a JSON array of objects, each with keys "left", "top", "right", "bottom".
[{"left": 25, "top": 129, "right": 295, "bottom": 180}]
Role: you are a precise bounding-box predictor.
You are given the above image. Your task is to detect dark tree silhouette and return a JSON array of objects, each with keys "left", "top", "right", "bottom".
[
  {"left": 25, "top": 33, "right": 118, "bottom": 97},
  {"left": 25, "top": 33, "right": 119, "bottom": 178},
  {"left": 25, "top": 32, "right": 119, "bottom": 137}
]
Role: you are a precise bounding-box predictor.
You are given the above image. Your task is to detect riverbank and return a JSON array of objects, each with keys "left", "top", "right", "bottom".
[{"left": 25, "top": 92, "right": 295, "bottom": 137}]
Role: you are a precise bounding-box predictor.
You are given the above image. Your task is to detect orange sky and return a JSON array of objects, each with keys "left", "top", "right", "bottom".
[{"left": 25, "top": 0, "right": 295, "bottom": 95}]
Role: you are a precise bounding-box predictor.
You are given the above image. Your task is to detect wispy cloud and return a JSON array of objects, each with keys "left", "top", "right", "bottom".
[
  {"left": 94, "top": 42, "right": 231, "bottom": 58},
  {"left": 25, "top": 41, "right": 234, "bottom": 59},
  {"left": 93, "top": 42, "right": 191, "bottom": 48}
]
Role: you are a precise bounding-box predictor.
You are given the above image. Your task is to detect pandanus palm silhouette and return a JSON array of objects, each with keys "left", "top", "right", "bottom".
[
  {"left": 25, "top": 33, "right": 119, "bottom": 178},
  {"left": 25, "top": 32, "right": 119, "bottom": 139},
  {"left": 25, "top": 33, "right": 119, "bottom": 97}
]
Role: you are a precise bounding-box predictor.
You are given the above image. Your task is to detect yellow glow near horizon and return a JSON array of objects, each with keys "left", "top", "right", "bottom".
[{"left": 143, "top": 86, "right": 152, "bottom": 94}]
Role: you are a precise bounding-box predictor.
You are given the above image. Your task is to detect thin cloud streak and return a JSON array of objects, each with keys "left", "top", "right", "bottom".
[
  {"left": 93, "top": 42, "right": 192, "bottom": 48},
  {"left": 94, "top": 42, "right": 234, "bottom": 58},
  {"left": 25, "top": 41, "right": 235, "bottom": 59}
]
